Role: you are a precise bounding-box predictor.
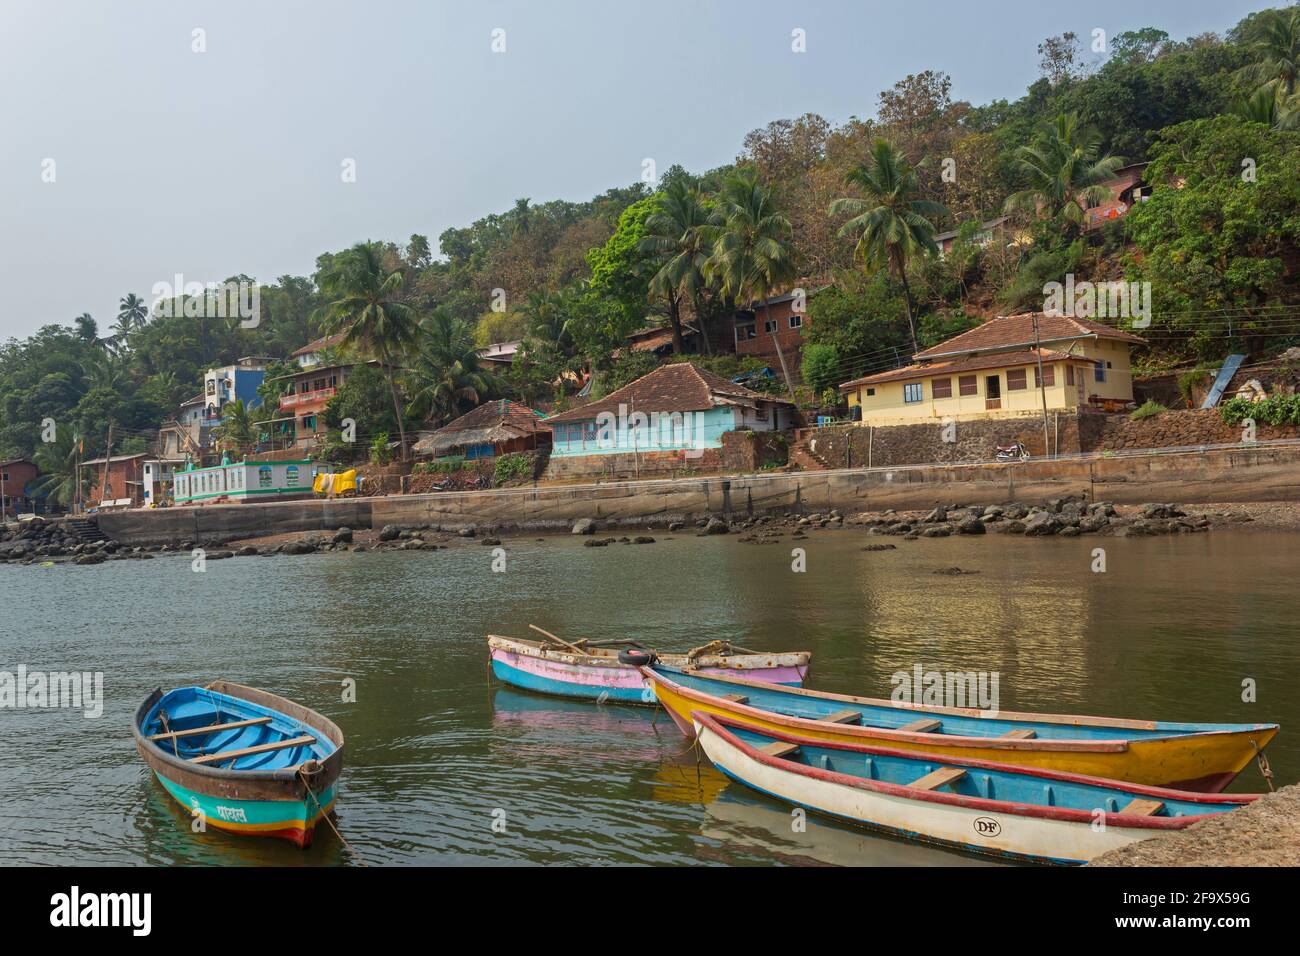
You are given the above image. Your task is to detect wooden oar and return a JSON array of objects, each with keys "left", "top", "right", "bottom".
[{"left": 528, "top": 624, "right": 587, "bottom": 654}]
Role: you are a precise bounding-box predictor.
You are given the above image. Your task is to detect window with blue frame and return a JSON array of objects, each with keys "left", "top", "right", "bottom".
[
  {"left": 903, "top": 382, "right": 924, "bottom": 403},
  {"left": 1094, "top": 362, "right": 1106, "bottom": 383}
]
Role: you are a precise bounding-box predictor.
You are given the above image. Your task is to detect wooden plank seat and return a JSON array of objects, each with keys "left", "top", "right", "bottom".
[
  {"left": 898, "top": 718, "right": 942, "bottom": 734},
  {"left": 820, "top": 709, "right": 862, "bottom": 725},
  {"left": 150, "top": 716, "right": 272, "bottom": 741},
  {"left": 1119, "top": 798, "right": 1165, "bottom": 817},
  {"left": 720, "top": 694, "right": 749, "bottom": 704},
  {"left": 758, "top": 741, "right": 801, "bottom": 759},
  {"left": 909, "top": 766, "right": 967, "bottom": 791},
  {"left": 190, "top": 734, "right": 316, "bottom": 766},
  {"left": 999, "top": 728, "right": 1037, "bottom": 740}
]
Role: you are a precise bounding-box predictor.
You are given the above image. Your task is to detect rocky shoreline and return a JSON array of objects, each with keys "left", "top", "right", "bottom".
[{"left": 0, "top": 497, "right": 1279, "bottom": 567}]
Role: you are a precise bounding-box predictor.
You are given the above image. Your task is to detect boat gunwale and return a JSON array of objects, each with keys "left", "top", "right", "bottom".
[
  {"left": 694, "top": 711, "right": 1257, "bottom": 831},
  {"left": 645, "top": 665, "right": 1276, "bottom": 739},
  {"left": 133, "top": 681, "right": 345, "bottom": 788},
  {"left": 487, "top": 634, "right": 811, "bottom": 670}
]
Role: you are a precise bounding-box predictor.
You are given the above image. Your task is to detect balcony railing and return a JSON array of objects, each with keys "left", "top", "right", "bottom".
[{"left": 280, "top": 387, "right": 337, "bottom": 409}]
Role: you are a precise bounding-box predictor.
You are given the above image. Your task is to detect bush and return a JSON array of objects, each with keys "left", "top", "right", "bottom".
[
  {"left": 1128, "top": 400, "right": 1167, "bottom": 421},
  {"left": 493, "top": 453, "right": 532, "bottom": 484},
  {"left": 1220, "top": 394, "right": 1300, "bottom": 426},
  {"left": 369, "top": 432, "right": 391, "bottom": 465}
]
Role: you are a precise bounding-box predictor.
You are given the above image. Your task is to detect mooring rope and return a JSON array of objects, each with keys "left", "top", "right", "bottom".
[
  {"left": 1250, "top": 738, "right": 1275, "bottom": 792},
  {"left": 298, "top": 765, "right": 368, "bottom": 865}
]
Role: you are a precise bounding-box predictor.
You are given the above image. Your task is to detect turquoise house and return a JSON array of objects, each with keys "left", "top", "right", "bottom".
[{"left": 546, "top": 363, "right": 792, "bottom": 460}]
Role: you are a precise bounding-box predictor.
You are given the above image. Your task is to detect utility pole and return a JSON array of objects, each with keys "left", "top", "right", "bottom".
[
  {"left": 1031, "top": 314, "right": 1051, "bottom": 457},
  {"left": 100, "top": 422, "right": 114, "bottom": 508}
]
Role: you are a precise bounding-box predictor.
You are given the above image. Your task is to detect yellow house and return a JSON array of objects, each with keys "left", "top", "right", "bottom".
[{"left": 839, "top": 313, "right": 1145, "bottom": 426}]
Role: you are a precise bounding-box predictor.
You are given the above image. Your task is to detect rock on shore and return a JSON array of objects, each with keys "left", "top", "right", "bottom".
[{"left": 1089, "top": 783, "right": 1300, "bottom": 867}]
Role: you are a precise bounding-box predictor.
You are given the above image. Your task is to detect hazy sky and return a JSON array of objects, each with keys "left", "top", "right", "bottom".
[{"left": 0, "top": 0, "right": 1269, "bottom": 340}]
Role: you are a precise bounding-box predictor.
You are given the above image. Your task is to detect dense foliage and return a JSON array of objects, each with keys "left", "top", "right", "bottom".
[{"left": 4, "top": 7, "right": 1299, "bottom": 470}]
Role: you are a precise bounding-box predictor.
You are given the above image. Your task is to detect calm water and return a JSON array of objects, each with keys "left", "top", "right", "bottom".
[{"left": 1, "top": 528, "right": 1296, "bottom": 866}]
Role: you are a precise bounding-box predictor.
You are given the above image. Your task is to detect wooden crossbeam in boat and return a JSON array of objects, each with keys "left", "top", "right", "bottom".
[
  {"left": 720, "top": 694, "right": 749, "bottom": 704},
  {"left": 189, "top": 734, "right": 316, "bottom": 766},
  {"left": 150, "top": 716, "right": 272, "bottom": 742},
  {"left": 759, "top": 741, "right": 801, "bottom": 759},
  {"left": 898, "top": 718, "right": 942, "bottom": 733},
  {"left": 909, "top": 766, "right": 967, "bottom": 791},
  {"left": 1119, "top": 798, "right": 1165, "bottom": 817},
  {"left": 999, "top": 728, "right": 1037, "bottom": 740},
  {"left": 820, "top": 709, "right": 862, "bottom": 725}
]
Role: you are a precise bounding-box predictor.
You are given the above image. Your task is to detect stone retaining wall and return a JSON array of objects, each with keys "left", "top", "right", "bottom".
[
  {"left": 541, "top": 447, "right": 723, "bottom": 481},
  {"left": 95, "top": 442, "right": 1300, "bottom": 543}
]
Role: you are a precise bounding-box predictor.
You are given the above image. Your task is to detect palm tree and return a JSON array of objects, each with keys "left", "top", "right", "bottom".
[
  {"left": 703, "top": 170, "right": 797, "bottom": 373},
  {"left": 830, "top": 140, "right": 948, "bottom": 353},
  {"left": 73, "top": 313, "right": 98, "bottom": 344},
  {"left": 639, "top": 180, "right": 718, "bottom": 354},
  {"left": 1233, "top": 83, "right": 1300, "bottom": 130},
  {"left": 215, "top": 399, "right": 256, "bottom": 456},
  {"left": 31, "top": 426, "right": 87, "bottom": 510},
  {"left": 1003, "top": 114, "right": 1124, "bottom": 234},
  {"left": 81, "top": 349, "right": 129, "bottom": 392},
  {"left": 315, "top": 241, "right": 421, "bottom": 457},
  {"left": 118, "top": 293, "right": 148, "bottom": 330},
  {"left": 1237, "top": 9, "right": 1300, "bottom": 99},
  {"left": 405, "top": 310, "right": 500, "bottom": 425}
]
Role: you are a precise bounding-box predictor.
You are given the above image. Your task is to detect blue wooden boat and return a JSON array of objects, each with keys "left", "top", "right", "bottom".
[
  {"left": 133, "top": 681, "right": 344, "bottom": 848},
  {"left": 693, "top": 712, "right": 1257, "bottom": 864}
]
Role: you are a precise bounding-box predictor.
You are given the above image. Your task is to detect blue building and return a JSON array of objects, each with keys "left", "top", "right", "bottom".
[
  {"left": 546, "top": 363, "right": 793, "bottom": 472},
  {"left": 203, "top": 356, "right": 273, "bottom": 426}
]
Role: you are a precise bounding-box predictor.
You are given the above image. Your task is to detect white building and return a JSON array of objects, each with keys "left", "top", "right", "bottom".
[{"left": 172, "top": 459, "right": 332, "bottom": 505}]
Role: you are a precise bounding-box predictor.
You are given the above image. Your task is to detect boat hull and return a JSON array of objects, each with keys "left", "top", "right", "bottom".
[
  {"left": 488, "top": 636, "right": 809, "bottom": 704},
  {"left": 150, "top": 768, "right": 336, "bottom": 848},
  {"left": 646, "top": 669, "right": 1275, "bottom": 792},
  {"left": 694, "top": 716, "right": 1250, "bottom": 864}
]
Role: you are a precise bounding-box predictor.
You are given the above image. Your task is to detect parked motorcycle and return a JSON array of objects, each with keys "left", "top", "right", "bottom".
[{"left": 995, "top": 442, "right": 1030, "bottom": 462}]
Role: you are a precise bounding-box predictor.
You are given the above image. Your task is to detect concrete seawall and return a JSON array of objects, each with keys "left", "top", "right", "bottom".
[{"left": 97, "top": 442, "right": 1300, "bottom": 544}]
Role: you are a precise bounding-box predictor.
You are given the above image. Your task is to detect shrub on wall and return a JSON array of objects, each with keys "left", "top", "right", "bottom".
[
  {"left": 493, "top": 452, "right": 533, "bottom": 484},
  {"left": 1220, "top": 395, "right": 1300, "bottom": 426}
]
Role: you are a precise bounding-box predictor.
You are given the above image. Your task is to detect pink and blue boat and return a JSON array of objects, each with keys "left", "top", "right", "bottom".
[{"left": 488, "top": 633, "right": 810, "bottom": 704}]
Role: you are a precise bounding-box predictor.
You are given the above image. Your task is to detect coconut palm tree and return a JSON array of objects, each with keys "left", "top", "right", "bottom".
[
  {"left": 81, "top": 349, "right": 129, "bottom": 392},
  {"left": 31, "top": 426, "right": 87, "bottom": 510},
  {"left": 405, "top": 310, "right": 500, "bottom": 425},
  {"left": 1002, "top": 114, "right": 1124, "bottom": 234},
  {"left": 73, "top": 313, "right": 98, "bottom": 344},
  {"left": 1233, "top": 83, "right": 1300, "bottom": 130},
  {"left": 830, "top": 140, "right": 948, "bottom": 354},
  {"left": 118, "top": 293, "right": 148, "bottom": 330},
  {"left": 639, "top": 180, "right": 719, "bottom": 354},
  {"left": 703, "top": 170, "right": 797, "bottom": 371},
  {"left": 214, "top": 398, "right": 256, "bottom": 456},
  {"left": 1237, "top": 8, "right": 1300, "bottom": 99},
  {"left": 315, "top": 241, "right": 421, "bottom": 457}
]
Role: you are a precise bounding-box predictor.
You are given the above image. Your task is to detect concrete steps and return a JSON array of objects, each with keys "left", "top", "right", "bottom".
[
  {"left": 787, "top": 436, "right": 830, "bottom": 472},
  {"left": 64, "top": 518, "right": 109, "bottom": 542}
]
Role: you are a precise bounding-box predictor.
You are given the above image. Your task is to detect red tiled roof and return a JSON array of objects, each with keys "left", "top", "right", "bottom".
[
  {"left": 546, "top": 362, "right": 790, "bottom": 423},
  {"left": 840, "top": 349, "right": 1083, "bottom": 390},
  {"left": 913, "top": 313, "right": 1146, "bottom": 360},
  {"left": 435, "top": 399, "right": 549, "bottom": 437},
  {"left": 291, "top": 332, "right": 349, "bottom": 357}
]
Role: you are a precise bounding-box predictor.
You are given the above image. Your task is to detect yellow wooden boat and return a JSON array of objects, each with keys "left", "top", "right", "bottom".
[{"left": 642, "top": 666, "right": 1277, "bottom": 792}]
